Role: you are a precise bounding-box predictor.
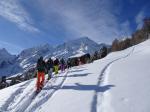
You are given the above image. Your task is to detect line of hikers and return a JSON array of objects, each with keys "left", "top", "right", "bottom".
[{"left": 36, "top": 56, "right": 67, "bottom": 92}]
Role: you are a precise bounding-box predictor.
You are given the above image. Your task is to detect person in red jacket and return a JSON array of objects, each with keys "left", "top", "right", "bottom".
[{"left": 36, "top": 56, "right": 46, "bottom": 92}]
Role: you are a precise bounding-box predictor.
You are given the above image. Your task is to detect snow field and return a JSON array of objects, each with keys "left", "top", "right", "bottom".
[{"left": 0, "top": 39, "right": 150, "bottom": 112}]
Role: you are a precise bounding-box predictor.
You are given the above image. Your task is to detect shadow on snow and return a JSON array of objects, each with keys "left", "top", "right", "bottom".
[
  {"left": 68, "top": 69, "right": 88, "bottom": 73},
  {"left": 55, "top": 73, "right": 91, "bottom": 78},
  {"left": 43, "top": 83, "right": 115, "bottom": 93}
]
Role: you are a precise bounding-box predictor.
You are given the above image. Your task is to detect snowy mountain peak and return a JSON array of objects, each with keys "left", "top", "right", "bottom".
[
  {"left": 53, "top": 37, "right": 102, "bottom": 59},
  {"left": 0, "top": 48, "right": 16, "bottom": 63},
  {"left": 0, "top": 37, "right": 105, "bottom": 76},
  {"left": 0, "top": 48, "right": 17, "bottom": 75},
  {"left": 70, "top": 36, "right": 98, "bottom": 45},
  {"left": 19, "top": 44, "right": 53, "bottom": 58},
  {"left": 0, "top": 48, "right": 11, "bottom": 56}
]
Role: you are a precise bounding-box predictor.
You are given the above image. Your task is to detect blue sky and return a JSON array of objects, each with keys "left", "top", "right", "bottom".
[{"left": 0, "top": 0, "right": 149, "bottom": 54}]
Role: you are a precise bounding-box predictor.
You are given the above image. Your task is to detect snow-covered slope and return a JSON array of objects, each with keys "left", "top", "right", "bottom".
[
  {"left": 0, "top": 39, "right": 150, "bottom": 112},
  {"left": 101, "top": 39, "right": 150, "bottom": 112}
]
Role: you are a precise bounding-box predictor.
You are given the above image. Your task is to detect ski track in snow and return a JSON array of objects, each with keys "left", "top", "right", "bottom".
[
  {"left": 91, "top": 47, "right": 134, "bottom": 112},
  {"left": 0, "top": 80, "right": 33, "bottom": 112},
  {"left": 13, "top": 75, "right": 57, "bottom": 112},
  {"left": 25, "top": 71, "right": 69, "bottom": 112},
  {"left": 0, "top": 70, "right": 68, "bottom": 112}
]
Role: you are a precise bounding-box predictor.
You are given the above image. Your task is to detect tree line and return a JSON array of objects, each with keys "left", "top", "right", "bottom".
[{"left": 111, "top": 17, "right": 150, "bottom": 52}]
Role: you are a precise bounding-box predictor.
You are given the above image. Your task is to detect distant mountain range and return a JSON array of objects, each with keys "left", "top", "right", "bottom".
[{"left": 0, "top": 37, "right": 108, "bottom": 77}]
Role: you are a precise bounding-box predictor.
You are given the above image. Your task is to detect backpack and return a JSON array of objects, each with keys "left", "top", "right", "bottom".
[{"left": 37, "top": 59, "right": 46, "bottom": 72}]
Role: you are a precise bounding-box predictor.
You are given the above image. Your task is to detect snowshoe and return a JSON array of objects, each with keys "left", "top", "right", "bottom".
[
  {"left": 47, "top": 76, "right": 51, "bottom": 80},
  {"left": 36, "top": 88, "right": 41, "bottom": 94}
]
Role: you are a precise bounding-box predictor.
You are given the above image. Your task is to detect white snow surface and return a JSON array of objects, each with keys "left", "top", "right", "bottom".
[{"left": 0, "top": 39, "right": 150, "bottom": 112}]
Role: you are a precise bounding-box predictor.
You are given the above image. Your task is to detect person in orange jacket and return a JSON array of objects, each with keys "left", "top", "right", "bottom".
[{"left": 36, "top": 56, "right": 46, "bottom": 92}]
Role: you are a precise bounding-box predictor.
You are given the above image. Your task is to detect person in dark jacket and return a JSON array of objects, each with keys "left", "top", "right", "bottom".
[
  {"left": 67, "top": 59, "right": 71, "bottom": 69},
  {"left": 53, "top": 58, "right": 59, "bottom": 74},
  {"left": 46, "top": 58, "right": 54, "bottom": 80},
  {"left": 36, "top": 56, "right": 46, "bottom": 91},
  {"left": 60, "top": 58, "right": 65, "bottom": 72}
]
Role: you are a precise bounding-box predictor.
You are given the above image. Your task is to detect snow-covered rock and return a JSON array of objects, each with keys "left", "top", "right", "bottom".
[
  {"left": 18, "top": 44, "right": 54, "bottom": 69},
  {"left": 54, "top": 37, "right": 104, "bottom": 58}
]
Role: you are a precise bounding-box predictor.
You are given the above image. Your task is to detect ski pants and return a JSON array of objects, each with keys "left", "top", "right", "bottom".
[
  {"left": 48, "top": 68, "right": 53, "bottom": 78},
  {"left": 36, "top": 71, "right": 45, "bottom": 90},
  {"left": 54, "top": 65, "right": 59, "bottom": 74}
]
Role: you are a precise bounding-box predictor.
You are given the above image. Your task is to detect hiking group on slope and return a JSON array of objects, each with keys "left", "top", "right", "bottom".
[{"left": 36, "top": 56, "right": 66, "bottom": 92}]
